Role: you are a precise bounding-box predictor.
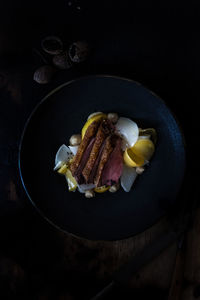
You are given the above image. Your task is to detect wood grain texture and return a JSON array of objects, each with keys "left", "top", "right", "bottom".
[
  {"left": 168, "top": 249, "right": 185, "bottom": 300},
  {"left": 58, "top": 216, "right": 177, "bottom": 291},
  {"left": 181, "top": 205, "right": 200, "bottom": 300}
]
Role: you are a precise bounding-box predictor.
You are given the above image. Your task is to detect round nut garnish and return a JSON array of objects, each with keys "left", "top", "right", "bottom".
[
  {"left": 41, "top": 36, "right": 63, "bottom": 55},
  {"left": 107, "top": 113, "right": 119, "bottom": 123},
  {"left": 109, "top": 182, "right": 120, "bottom": 193},
  {"left": 85, "top": 190, "right": 95, "bottom": 198},
  {"left": 69, "top": 134, "right": 82, "bottom": 146},
  {"left": 33, "top": 65, "right": 55, "bottom": 84},
  {"left": 136, "top": 167, "right": 145, "bottom": 174}
]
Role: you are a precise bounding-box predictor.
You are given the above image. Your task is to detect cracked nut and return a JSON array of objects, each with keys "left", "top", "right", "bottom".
[
  {"left": 69, "top": 134, "right": 81, "bottom": 146},
  {"left": 85, "top": 190, "right": 95, "bottom": 198},
  {"left": 109, "top": 182, "right": 120, "bottom": 193},
  {"left": 68, "top": 41, "right": 90, "bottom": 63}
]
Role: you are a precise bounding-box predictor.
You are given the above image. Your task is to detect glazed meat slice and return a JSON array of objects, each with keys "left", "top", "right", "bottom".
[
  {"left": 87, "top": 139, "right": 106, "bottom": 184},
  {"left": 74, "top": 137, "right": 95, "bottom": 184},
  {"left": 70, "top": 120, "right": 100, "bottom": 176},
  {"left": 101, "top": 137, "right": 123, "bottom": 186},
  {"left": 94, "top": 134, "right": 120, "bottom": 187},
  {"left": 82, "top": 119, "right": 114, "bottom": 182}
]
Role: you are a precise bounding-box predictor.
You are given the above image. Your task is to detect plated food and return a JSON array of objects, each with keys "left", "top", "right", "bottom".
[
  {"left": 54, "top": 112, "right": 156, "bottom": 197},
  {"left": 19, "top": 75, "right": 185, "bottom": 240}
]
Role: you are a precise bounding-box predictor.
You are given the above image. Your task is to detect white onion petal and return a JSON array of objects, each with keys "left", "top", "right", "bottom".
[
  {"left": 116, "top": 117, "right": 139, "bottom": 148},
  {"left": 53, "top": 161, "right": 64, "bottom": 171},
  {"left": 120, "top": 164, "right": 138, "bottom": 192},
  {"left": 54, "top": 144, "right": 74, "bottom": 169},
  {"left": 78, "top": 184, "right": 96, "bottom": 193},
  {"left": 68, "top": 145, "right": 79, "bottom": 155}
]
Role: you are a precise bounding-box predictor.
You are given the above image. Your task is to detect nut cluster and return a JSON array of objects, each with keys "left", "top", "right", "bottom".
[{"left": 33, "top": 36, "right": 90, "bottom": 84}]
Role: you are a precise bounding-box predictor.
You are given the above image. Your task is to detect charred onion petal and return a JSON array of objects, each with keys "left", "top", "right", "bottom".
[
  {"left": 54, "top": 144, "right": 74, "bottom": 170},
  {"left": 120, "top": 165, "right": 138, "bottom": 192}
]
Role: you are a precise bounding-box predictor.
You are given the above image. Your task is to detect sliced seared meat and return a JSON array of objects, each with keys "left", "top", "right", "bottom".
[
  {"left": 70, "top": 120, "right": 100, "bottom": 176},
  {"left": 82, "top": 119, "right": 114, "bottom": 182},
  {"left": 101, "top": 137, "right": 123, "bottom": 186},
  {"left": 74, "top": 137, "right": 96, "bottom": 184},
  {"left": 88, "top": 139, "right": 106, "bottom": 183},
  {"left": 94, "top": 134, "right": 119, "bottom": 187}
]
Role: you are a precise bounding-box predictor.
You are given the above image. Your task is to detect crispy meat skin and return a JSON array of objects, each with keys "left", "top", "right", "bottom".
[
  {"left": 94, "top": 134, "right": 119, "bottom": 186},
  {"left": 74, "top": 137, "right": 95, "bottom": 184},
  {"left": 88, "top": 139, "right": 106, "bottom": 183},
  {"left": 70, "top": 120, "right": 99, "bottom": 176},
  {"left": 82, "top": 119, "right": 114, "bottom": 182}
]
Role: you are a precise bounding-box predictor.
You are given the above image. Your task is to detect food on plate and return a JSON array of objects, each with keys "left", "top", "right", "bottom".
[
  {"left": 54, "top": 112, "right": 157, "bottom": 197},
  {"left": 81, "top": 112, "right": 107, "bottom": 138},
  {"left": 107, "top": 112, "right": 119, "bottom": 123}
]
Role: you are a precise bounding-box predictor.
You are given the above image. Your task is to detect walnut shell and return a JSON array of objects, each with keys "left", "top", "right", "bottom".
[
  {"left": 68, "top": 41, "right": 90, "bottom": 63},
  {"left": 33, "top": 65, "right": 55, "bottom": 84}
]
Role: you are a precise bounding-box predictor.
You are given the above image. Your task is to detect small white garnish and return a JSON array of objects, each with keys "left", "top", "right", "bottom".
[
  {"left": 116, "top": 117, "right": 139, "bottom": 148},
  {"left": 54, "top": 144, "right": 73, "bottom": 170},
  {"left": 120, "top": 164, "right": 138, "bottom": 192},
  {"left": 69, "top": 134, "right": 81, "bottom": 146},
  {"left": 107, "top": 112, "right": 119, "bottom": 123},
  {"left": 78, "top": 184, "right": 96, "bottom": 193},
  {"left": 85, "top": 190, "right": 95, "bottom": 198},
  {"left": 68, "top": 145, "right": 79, "bottom": 156},
  {"left": 136, "top": 166, "right": 145, "bottom": 174}
]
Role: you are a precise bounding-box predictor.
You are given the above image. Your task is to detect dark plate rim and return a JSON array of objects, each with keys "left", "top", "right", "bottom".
[{"left": 18, "top": 74, "right": 186, "bottom": 241}]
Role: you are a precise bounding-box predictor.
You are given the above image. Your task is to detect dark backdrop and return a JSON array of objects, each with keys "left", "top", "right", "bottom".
[{"left": 0, "top": 0, "right": 199, "bottom": 299}]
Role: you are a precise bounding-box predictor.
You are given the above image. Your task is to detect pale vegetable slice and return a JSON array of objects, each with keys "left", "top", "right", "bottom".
[
  {"left": 54, "top": 161, "right": 64, "bottom": 171},
  {"left": 54, "top": 144, "right": 73, "bottom": 170},
  {"left": 120, "top": 164, "right": 138, "bottom": 192},
  {"left": 68, "top": 145, "right": 79, "bottom": 156},
  {"left": 116, "top": 117, "right": 139, "bottom": 148},
  {"left": 77, "top": 184, "right": 96, "bottom": 193}
]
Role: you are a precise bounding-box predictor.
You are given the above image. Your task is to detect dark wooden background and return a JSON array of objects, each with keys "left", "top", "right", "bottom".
[{"left": 0, "top": 1, "right": 199, "bottom": 299}]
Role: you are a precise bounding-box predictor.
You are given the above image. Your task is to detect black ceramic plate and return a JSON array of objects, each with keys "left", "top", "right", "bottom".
[{"left": 19, "top": 75, "right": 186, "bottom": 240}]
